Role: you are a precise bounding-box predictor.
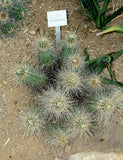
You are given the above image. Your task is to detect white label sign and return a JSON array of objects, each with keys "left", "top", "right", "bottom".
[{"left": 47, "top": 10, "right": 67, "bottom": 27}]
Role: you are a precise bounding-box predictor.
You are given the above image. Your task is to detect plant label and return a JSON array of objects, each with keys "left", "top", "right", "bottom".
[
  {"left": 47, "top": 10, "right": 67, "bottom": 46},
  {"left": 47, "top": 10, "right": 67, "bottom": 27}
]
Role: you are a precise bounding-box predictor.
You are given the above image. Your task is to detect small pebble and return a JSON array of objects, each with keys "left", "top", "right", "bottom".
[{"left": 30, "top": 30, "right": 36, "bottom": 35}]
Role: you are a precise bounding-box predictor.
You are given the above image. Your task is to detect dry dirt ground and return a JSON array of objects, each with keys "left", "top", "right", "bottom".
[{"left": 0, "top": 0, "right": 123, "bottom": 160}]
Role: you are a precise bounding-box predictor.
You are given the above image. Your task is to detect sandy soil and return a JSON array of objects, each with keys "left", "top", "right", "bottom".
[{"left": 0, "top": 0, "right": 123, "bottom": 160}]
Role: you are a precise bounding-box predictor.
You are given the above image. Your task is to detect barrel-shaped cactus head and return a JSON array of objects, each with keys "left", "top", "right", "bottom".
[
  {"left": 33, "top": 34, "right": 56, "bottom": 69},
  {"left": 17, "top": 108, "right": 45, "bottom": 138},
  {"left": 63, "top": 53, "right": 85, "bottom": 71},
  {"left": 63, "top": 31, "right": 78, "bottom": 49},
  {"left": 39, "top": 87, "right": 72, "bottom": 121},
  {"left": 84, "top": 73, "right": 105, "bottom": 94},
  {"left": 0, "top": 10, "right": 10, "bottom": 24},
  {"left": 57, "top": 68, "right": 84, "bottom": 94},
  {"left": 67, "top": 108, "right": 94, "bottom": 138},
  {"left": 92, "top": 93, "right": 122, "bottom": 127}
]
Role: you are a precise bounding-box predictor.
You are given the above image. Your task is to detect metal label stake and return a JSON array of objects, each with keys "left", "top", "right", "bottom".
[{"left": 55, "top": 26, "right": 60, "bottom": 46}]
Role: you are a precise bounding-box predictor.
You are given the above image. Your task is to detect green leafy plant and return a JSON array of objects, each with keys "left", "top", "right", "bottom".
[{"left": 79, "top": 0, "right": 123, "bottom": 30}]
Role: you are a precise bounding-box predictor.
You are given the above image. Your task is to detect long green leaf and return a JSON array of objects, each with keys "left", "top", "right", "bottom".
[
  {"left": 102, "top": 0, "right": 110, "bottom": 11},
  {"left": 111, "top": 50, "right": 123, "bottom": 62},
  {"left": 102, "top": 78, "right": 123, "bottom": 87},
  {"left": 87, "top": 0, "right": 98, "bottom": 18},
  {"left": 93, "top": 0, "right": 101, "bottom": 13},
  {"left": 85, "top": 52, "right": 110, "bottom": 66},
  {"left": 96, "top": 15, "right": 102, "bottom": 28},
  {"left": 95, "top": 63, "right": 107, "bottom": 74},
  {"left": 105, "top": 7, "right": 123, "bottom": 25},
  {"left": 78, "top": 0, "right": 96, "bottom": 22},
  {"left": 107, "top": 64, "right": 115, "bottom": 80},
  {"left": 97, "top": 26, "right": 123, "bottom": 35},
  {"left": 96, "top": 8, "right": 110, "bottom": 28},
  {"left": 84, "top": 47, "right": 89, "bottom": 61},
  {"left": 100, "top": 0, "right": 110, "bottom": 25}
]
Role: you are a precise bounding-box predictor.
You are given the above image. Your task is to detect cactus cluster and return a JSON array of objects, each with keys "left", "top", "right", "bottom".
[
  {"left": 0, "top": 0, "right": 26, "bottom": 35},
  {"left": 11, "top": 32, "right": 123, "bottom": 147}
]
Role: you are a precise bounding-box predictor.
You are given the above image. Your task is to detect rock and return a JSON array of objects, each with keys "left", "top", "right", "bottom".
[
  {"left": 29, "top": 30, "right": 36, "bottom": 35},
  {"left": 57, "top": 151, "right": 123, "bottom": 160}
]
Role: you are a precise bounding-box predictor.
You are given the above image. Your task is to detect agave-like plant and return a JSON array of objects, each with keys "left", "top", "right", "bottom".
[
  {"left": 84, "top": 48, "right": 123, "bottom": 87},
  {"left": 79, "top": 0, "right": 123, "bottom": 30}
]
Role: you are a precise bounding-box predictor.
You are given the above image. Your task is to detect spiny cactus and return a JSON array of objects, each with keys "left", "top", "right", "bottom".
[
  {"left": 109, "top": 88, "right": 123, "bottom": 107},
  {"left": 33, "top": 35, "right": 56, "bottom": 69},
  {"left": 63, "top": 52, "right": 85, "bottom": 71},
  {"left": 17, "top": 108, "right": 45, "bottom": 138},
  {"left": 6, "top": 29, "right": 123, "bottom": 144},
  {"left": 11, "top": 4, "right": 26, "bottom": 20},
  {"left": 60, "top": 31, "right": 78, "bottom": 63},
  {"left": 0, "top": 0, "right": 12, "bottom": 9},
  {"left": 56, "top": 68, "right": 84, "bottom": 94},
  {"left": 0, "top": 0, "right": 27, "bottom": 35},
  {"left": 48, "top": 123, "right": 69, "bottom": 147},
  {"left": 38, "top": 87, "right": 72, "bottom": 121},
  {"left": 89, "top": 92, "right": 122, "bottom": 127},
  {"left": 1, "top": 22, "right": 15, "bottom": 35},
  {"left": 0, "top": 10, "right": 10, "bottom": 24},
  {"left": 66, "top": 108, "right": 95, "bottom": 138},
  {"left": 11, "top": 63, "right": 48, "bottom": 87},
  {"left": 84, "top": 73, "right": 106, "bottom": 93}
]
